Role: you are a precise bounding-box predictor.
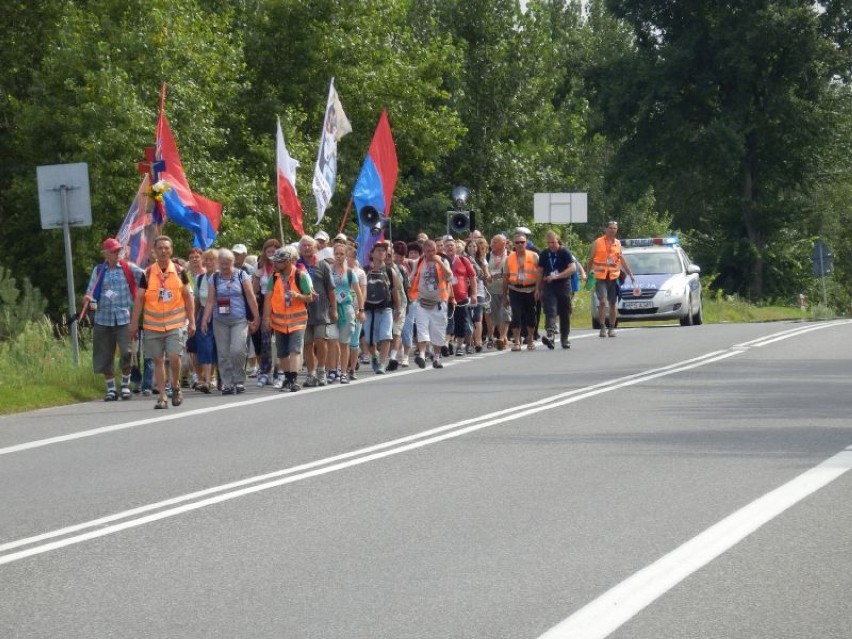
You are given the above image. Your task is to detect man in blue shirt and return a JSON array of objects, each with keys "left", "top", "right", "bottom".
[
  {"left": 536, "top": 230, "right": 576, "bottom": 349},
  {"left": 84, "top": 238, "right": 143, "bottom": 400}
]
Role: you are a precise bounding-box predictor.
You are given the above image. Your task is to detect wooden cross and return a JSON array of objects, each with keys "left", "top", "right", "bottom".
[{"left": 136, "top": 146, "right": 166, "bottom": 181}]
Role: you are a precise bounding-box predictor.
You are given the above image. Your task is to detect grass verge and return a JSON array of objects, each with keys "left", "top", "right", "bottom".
[{"left": 0, "top": 319, "right": 102, "bottom": 415}]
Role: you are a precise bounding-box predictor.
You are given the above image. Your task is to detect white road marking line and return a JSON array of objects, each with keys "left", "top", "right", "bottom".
[
  {"left": 537, "top": 447, "right": 852, "bottom": 639},
  {"left": 0, "top": 348, "right": 728, "bottom": 557},
  {"left": 0, "top": 331, "right": 616, "bottom": 458},
  {"left": 0, "top": 330, "right": 809, "bottom": 566}
]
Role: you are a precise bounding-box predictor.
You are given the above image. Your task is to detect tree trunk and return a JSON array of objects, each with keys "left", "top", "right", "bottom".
[{"left": 742, "top": 145, "right": 764, "bottom": 300}]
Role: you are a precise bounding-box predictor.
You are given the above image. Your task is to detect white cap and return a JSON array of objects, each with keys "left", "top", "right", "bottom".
[
  {"left": 314, "top": 231, "right": 330, "bottom": 242},
  {"left": 515, "top": 226, "right": 531, "bottom": 236},
  {"left": 231, "top": 243, "right": 248, "bottom": 254}
]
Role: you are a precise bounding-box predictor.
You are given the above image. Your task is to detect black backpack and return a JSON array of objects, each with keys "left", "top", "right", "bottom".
[{"left": 364, "top": 266, "right": 393, "bottom": 310}]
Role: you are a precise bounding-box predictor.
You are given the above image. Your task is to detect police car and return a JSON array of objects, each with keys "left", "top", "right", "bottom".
[{"left": 591, "top": 237, "right": 703, "bottom": 329}]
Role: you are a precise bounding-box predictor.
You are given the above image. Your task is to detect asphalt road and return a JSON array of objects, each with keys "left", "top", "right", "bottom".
[{"left": 1, "top": 320, "right": 850, "bottom": 639}]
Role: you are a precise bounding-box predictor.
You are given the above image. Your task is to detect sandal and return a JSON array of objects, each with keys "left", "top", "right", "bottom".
[
  {"left": 197, "top": 383, "right": 210, "bottom": 394},
  {"left": 527, "top": 342, "right": 536, "bottom": 351},
  {"left": 154, "top": 397, "right": 168, "bottom": 409},
  {"left": 496, "top": 339, "right": 506, "bottom": 351},
  {"left": 172, "top": 390, "right": 183, "bottom": 407},
  {"left": 511, "top": 343, "right": 522, "bottom": 352}
]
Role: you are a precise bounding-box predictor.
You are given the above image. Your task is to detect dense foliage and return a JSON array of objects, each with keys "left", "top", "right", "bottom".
[{"left": 1, "top": 0, "right": 849, "bottom": 315}]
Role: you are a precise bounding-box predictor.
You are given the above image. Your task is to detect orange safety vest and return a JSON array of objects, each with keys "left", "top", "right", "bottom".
[
  {"left": 269, "top": 270, "right": 308, "bottom": 334},
  {"left": 591, "top": 236, "right": 623, "bottom": 281},
  {"left": 142, "top": 261, "right": 188, "bottom": 333},
  {"left": 409, "top": 258, "right": 450, "bottom": 302},
  {"left": 506, "top": 251, "right": 539, "bottom": 288}
]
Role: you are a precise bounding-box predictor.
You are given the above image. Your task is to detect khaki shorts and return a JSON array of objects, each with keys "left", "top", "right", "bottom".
[
  {"left": 304, "top": 323, "right": 329, "bottom": 342},
  {"left": 144, "top": 328, "right": 185, "bottom": 359}
]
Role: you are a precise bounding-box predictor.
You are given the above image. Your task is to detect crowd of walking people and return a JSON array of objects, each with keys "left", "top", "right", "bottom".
[{"left": 85, "top": 226, "right": 592, "bottom": 409}]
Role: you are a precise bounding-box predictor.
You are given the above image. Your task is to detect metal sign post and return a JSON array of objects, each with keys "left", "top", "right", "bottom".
[{"left": 37, "top": 163, "right": 92, "bottom": 366}]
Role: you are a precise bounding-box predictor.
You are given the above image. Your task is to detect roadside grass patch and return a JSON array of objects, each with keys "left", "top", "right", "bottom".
[{"left": 0, "top": 319, "right": 101, "bottom": 414}]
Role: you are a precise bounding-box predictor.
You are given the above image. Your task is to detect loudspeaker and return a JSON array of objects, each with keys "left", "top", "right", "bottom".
[
  {"left": 360, "top": 206, "right": 380, "bottom": 226},
  {"left": 450, "top": 212, "right": 470, "bottom": 233},
  {"left": 448, "top": 210, "right": 476, "bottom": 235}
]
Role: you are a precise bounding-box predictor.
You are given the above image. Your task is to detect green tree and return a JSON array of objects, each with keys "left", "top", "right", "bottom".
[
  {"left": 588, "top": 1, "right": 846, "bottom": 299},
  {"left": 1, "top": 0, "right": 248, "bottom": 312}
]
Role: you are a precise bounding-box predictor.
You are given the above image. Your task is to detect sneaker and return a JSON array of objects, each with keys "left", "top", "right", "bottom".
[
  {"left": 279, "top": 379, "right": 292, "bottom": 392},
  {"left": 326, "top": 370, "right": 337, "bottom": 384},
  {"left": 608, "top": 328, "right": 617, "bottom": 337},
  {"left": 425, "top": 351, "right": 434, "bottom": 360},
  {"left": 414, "top": 355, "right": 426, "bottom": 369},
  {"left": 165, "top": 382, "right": 173, "bottom": 398},
  {"left": 371, "top": 356, "right": 380, "bottom": 373},
  {"left": 432, "top": 359, "right": 443, "bottom": 369},
  {"left": 317, "top": 372, "right": 327, "bottom": 386},
  {"left": 257, "top": 374, "right": 268, "bottom": 388},
  {"left": 455, "top": 346, "right": 464, "bottom": 356},
  {"left": 290, "top": 382, "right": 301, "bottom": 392},
  {"left": 475, "top": 345, "right": 482, "bottom": 353},
  {"left": 375, "top": 365, "right": 386, "bottom": 375},
  {"left": 221, "top": 387, "right": 234, "bottom": 395},
  {"left": 599, "top": 328, "right": 607, "bottom": 338},
  {"left": 348, "top": 368, "right": 358, "bottom": 381},
  {"left": 359, "top": 353, "right": 370, "bottom": 364},
  {"left": 386, "top": 359, "right": 399, "bottom": 371},
  {"left": 400, "top": 359, "right": 410, "bottom": 368},
  {"left": 272, "top": 376, "right": 284, "bottom": 390},
  {"left": 142, "top": 389, "right": 153, "bottom": 397},
  {"left": 440, "top": 345, "right": 450, "bottom": 357},
  {"left": 247, "top": 366, "right": 258, "bottom": 378},
  {"left": 235, "top": 383, "right": 246, "bottom": 394},
  {"left": 561, "top": 340, "right": 571, "bottom": 349},
  {"left": 104, "top": 390, "right": 118, "bottom": 402},
  {"left": 120, "top": 386, "right": 132, "bottom": 400},
  {"left": 339, "top": 373, "right": 349, "bottom": 384},
  {"left": 542, "top": 334, "right": 555, "bottom": 350},
  {"left": 303, "top": 374, "right": 319, "bottom": 387},
  {"left": 466, "top": 345, "right": 474, "bottom": 355}
]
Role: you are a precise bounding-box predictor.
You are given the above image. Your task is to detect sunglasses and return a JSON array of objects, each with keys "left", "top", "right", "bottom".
[{"left": 514, "top": 241, "right": 526, "bottom": 245}]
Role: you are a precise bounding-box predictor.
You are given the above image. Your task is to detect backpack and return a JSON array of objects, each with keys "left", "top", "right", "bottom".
[
  {"left": 397, "top": 261, "right": 412, "bottom": 302},
  {"left": 364, "top": 266, "right": 393, "bottom": 310},
  {"left": 91, "top": 260, "right": 137, "bottom": 302}
]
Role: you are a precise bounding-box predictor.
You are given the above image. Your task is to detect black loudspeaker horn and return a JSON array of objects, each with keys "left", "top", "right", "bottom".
[
  {"left": 450, "top": 211, "right": 470, "bottom": 234},
  {"left": 360, "top": 206, "right": 381, "bottom": 226}
]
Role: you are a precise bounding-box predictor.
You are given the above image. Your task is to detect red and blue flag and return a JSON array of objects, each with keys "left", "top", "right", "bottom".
[
  {"left": 353, "top": 109, "right": 398, "bottom": 266},
  {"left": 155, "top": 113, "right": 222, "bottom": 248}
]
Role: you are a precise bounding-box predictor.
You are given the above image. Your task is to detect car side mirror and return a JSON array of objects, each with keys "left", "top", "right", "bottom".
[{"left": 687, "top": 264, "right": 701, "bottom": 275}]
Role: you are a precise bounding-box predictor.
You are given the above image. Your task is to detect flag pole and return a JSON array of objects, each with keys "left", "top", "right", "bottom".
[
  {"left": 277, "top": 204, "right": 286, "bottom": 244},
  {"left": 338, "top": 198, "right": 353, "bottom": 235}
]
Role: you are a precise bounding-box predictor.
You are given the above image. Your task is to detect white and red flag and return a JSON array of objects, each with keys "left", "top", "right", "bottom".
[{"left": 276, "top": 117, "right": 304, "bottom": 236}]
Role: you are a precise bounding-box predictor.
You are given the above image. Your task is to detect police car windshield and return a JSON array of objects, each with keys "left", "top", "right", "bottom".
[{"left": 624, "top": 253, "right": 682, "bottom": 275}]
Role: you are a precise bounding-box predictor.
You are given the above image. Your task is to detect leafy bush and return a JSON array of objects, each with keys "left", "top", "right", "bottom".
[{"left": 0, "top": 266, "right": 48, "bottom": 342}]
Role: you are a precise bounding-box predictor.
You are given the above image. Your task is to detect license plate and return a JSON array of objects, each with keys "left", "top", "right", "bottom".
[{"left": 624, "top": 300, "right": 653, "bottom": 310}]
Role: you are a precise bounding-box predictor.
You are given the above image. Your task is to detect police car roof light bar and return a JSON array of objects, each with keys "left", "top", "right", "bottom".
[{"left": 622, "top": 237, "right": 680, "bottom": 248}]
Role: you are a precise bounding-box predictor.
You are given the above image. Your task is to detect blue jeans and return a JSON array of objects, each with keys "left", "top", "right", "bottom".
[
  {"left": 401, "top": 301, "right": 416, "bottom": 348},
  {"left": 130, "top": 330, "right": 154, "bottom": 391}
]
